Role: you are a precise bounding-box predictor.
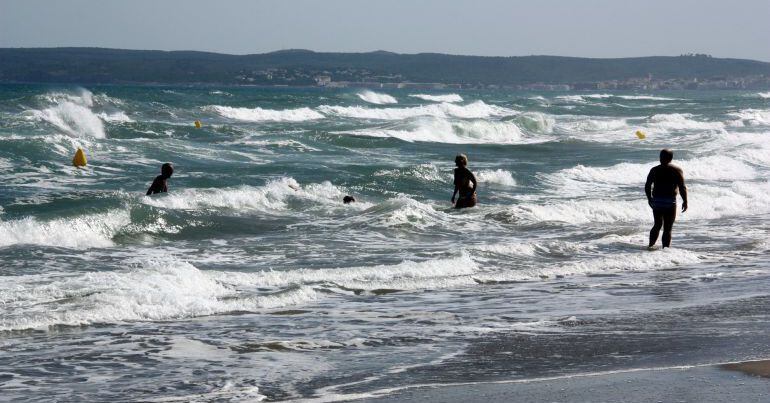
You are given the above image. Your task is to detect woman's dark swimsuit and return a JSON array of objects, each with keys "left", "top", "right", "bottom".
[{"left": 454, "top": 167, "right": 477, "bottom": 209}]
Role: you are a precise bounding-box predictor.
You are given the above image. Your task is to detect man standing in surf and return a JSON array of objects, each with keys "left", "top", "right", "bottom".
[
  {"left": 645, "top": 149, "right": 688, "bottom": 249},
  {"left": 451, "top": 154, "right": 477, "bottom": 209}
]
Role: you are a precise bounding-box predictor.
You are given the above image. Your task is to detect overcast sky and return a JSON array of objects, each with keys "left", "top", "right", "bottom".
[{"left": 2, "top": 0, "right": 768, "bottom": 61}]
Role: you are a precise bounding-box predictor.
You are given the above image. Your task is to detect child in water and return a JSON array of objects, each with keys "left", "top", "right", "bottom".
[
  {"left": 146, "top": 163, "right": 174, "bottom": 195},
  {"left": 451, "top": 154, "right": 477, "bottom": 209}
]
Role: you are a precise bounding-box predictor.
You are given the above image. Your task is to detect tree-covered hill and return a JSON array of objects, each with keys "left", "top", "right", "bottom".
[{"left": 1, "top": 47, "right": 769, "bottom": 86}]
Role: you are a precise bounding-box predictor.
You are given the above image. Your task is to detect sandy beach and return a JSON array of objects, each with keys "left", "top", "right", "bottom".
[{"left": 362, "top": 361, "right": 770, "bottom": 402}]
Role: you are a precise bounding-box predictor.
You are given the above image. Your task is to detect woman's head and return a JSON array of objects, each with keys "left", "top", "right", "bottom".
[
  {"left": 161, "top": 162, "right": 174, "bottom": 178},
  {"left": 455, "top": 154, "right": 468, "bottom": 167}
]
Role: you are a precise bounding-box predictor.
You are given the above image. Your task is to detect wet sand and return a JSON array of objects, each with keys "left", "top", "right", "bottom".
[
  {"left": 722, "top": 360, "right": 770, "bottom": 379},
  {"left": 363, "top": 362, "right": 770, "bottom": 402}
]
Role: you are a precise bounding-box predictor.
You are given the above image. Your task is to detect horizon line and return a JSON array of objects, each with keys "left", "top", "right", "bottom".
[{"left": 2, "top": 46, "right": 769, "bottom": 63}]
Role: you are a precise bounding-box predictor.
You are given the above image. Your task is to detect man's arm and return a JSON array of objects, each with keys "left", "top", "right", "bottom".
[
  {"left": 645, "top": 168, "right": 654, "bottom": 207},
  {"left": 678, "top": 168, "right": 688, "bottom": 212}
]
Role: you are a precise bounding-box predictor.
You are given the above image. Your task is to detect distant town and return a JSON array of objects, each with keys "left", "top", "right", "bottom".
[{"left": 244, "top": 69, "right": 770, "bottom": 91}]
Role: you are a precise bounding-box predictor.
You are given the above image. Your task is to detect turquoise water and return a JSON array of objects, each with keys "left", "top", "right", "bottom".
[{"left": 1, "top": 85, "right": 769, "bottom": 401}]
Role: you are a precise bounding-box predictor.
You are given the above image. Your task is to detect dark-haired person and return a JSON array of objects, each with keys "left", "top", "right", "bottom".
[
  {"left": 343, "top": 195, "right": 356, "bottom": 204},
  {"left": 645, "top": 149, "right": 688, "bottom": 249},
  {"left": 451, "top": 154, "right": 477, "bottom": 209},
  {"left": 146, "top": 163, "right": 174, "bottom": 195}
]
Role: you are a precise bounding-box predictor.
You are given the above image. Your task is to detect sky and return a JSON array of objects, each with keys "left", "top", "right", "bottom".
[{"left": 1, "top": 0, "right": 769, "bottom": 61}]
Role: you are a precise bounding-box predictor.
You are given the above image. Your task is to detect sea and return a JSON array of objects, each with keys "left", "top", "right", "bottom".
[{"left": 1, "top": 85, "right": 769, "bottom": 401}]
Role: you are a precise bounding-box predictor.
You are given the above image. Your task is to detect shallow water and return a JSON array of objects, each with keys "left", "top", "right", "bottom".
[{"left": 1, "top": 85, "right": 769, "bottom": 401}]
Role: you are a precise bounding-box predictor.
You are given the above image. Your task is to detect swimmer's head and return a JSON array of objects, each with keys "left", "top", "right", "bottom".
[
  {"left": 455, "top": 154, "right": 468, "bottom": 167},
  {"left": 161, "top": 163, "right": 174, "bottom": 178},
  {"left": 659, "top": 149, "right": 673, "bottom": 165},
  {"left": 343, "top": 195, "right": 356, "bottom": 204}
]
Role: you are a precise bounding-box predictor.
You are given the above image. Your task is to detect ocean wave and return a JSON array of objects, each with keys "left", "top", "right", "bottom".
[
  {"left": 757, "top": 92, "right": 770, "bottom": 98},
  {"left": 318, "top": 100, "right": 516, "bottom": 120},
  {"left": 647, "top": 113, "right": 725, "bottom": 131},
  {"left": 97, "top": 111, "right": 134, "bottom": 123},
  {"left": 373, "top": 163, "right": 448, "bottom": 183},
  {"left": 408, "top": 94, "right": 463, "bottom": 103},
  {"left": 0, "top": 259, "right": 320, "bottom": 331},
  {"left": 205, "top": 105, "right": 324, "bottom": 122},
  {"left": 217, "top": 254, "right": 478, "bottom": 292},
  {"left": 142, "top": 177, "right": 354, "bottom": 213},
  {"left": 509, "top": 180, "right": 770, "bottom": 225},
  {"left": 0, "top": 210, "right": 130, "bottom": 249},
  {"left": 357, "top": 90, "right": 398, "bottom": 105},
  {"left": 545, "top": 155, "right": 758, "bottom": 193},
  {"left": 27, "top": 89, "right": 106, "bottom": 138},
  {"left": 555, "top": 94, "right": 680, "bottom": 102},
  {"left": 477, "top": 169, "right": 516, "bottom": 186},
  {"left": 339, "top": 117, "right": 537, "bottom": 144},
  {"left": 728, "top": 109, "right": 770, "bottom": 127},
  {"left": 556, "top": 117, "right": 629, "bottom": 133},
  {"left": 514, "top": 112, "right": 555, "bottom": 133}
]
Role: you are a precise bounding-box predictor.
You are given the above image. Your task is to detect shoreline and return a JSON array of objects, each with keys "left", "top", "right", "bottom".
[{"left": 331, "top": 360, "right": 770, "bottom": 402}]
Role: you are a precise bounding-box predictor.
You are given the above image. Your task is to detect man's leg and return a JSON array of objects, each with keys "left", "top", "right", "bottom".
[
  {"left": 649, "top": 209, "right": 663, "bottom": 247},
  {"left": 661, "top": 207, "right": 677, "bottom": 248}
]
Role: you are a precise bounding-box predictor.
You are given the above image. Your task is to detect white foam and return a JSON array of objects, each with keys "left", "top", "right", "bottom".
[
  {"left": 318, "top": 100, "right": 516, "bottom": 120},
  {"left": 357, "top": 90, "right": 398, "bottom": 104},
  {"left": 0, "top": 210, "right": 129, "bottom": 249},
  {"left": 373, "top": 163, "right": 448, "bottom": 183},
  {"left": 341, "top": 117, "right": 537, "bottom": 144},
  {"left": 617, "top": 95, "right": 681, "bottom": 101},
  {"left": 515, "top": 112, "right": 555, "bottom": 134},
  {"left": 757, "top": 92, "right": 770, "bottom": 98},
  {"left": 556, "top": 117, "right": 629, "bottom": 133},
  {"left": 728, "top": 109, "right": 770, "bottom": 127},
  {"left": 475, "top": 248, "right": 702, "bottom": 281},
  {"left": 216, "top": 254, "right": 478, "bottom": 291},
  {"left": 546, "top": 155, "right": 758, "bottom": 193},
  {"left": 142, "top": 178, "right": 355, "bottom": 213},
  {"left": 206, "top": 105, "right": 324, "bottom": 122},
  {"left": 28, "top": 101, "right": 106, "bottom": 138},
  {"left": 648, "top": 113, "right": 725, "bottom": 131},
  {"left": 408, "top": 94, "right": 463, "bottom": 103},
  {"left": 510, "top": 180, "right": 770, "bottom": 225},
  {"left": 0, "top": 260, "right": 320, "bottom": 331},
  {"left": 97, "top": 111, "right": 134, "bottom": 123},
  {"left": 477, "top": 169, "right": 516, "bottom": 186}
]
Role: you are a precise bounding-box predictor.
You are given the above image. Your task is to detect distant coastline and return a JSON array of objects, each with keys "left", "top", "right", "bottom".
[{"left": 2, "top": 47, "right": 770, "bottom": 90}]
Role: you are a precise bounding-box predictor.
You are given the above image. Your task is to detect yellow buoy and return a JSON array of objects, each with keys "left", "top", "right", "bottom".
[
  {"left": 72, "top": 148, "right": 87, "bottom": 167},
  {"left": 635, "top": 130, "right": 646, "bottom": 140},
  {"left": 194, "top": 120, "right": 202, "bottom": 128}
]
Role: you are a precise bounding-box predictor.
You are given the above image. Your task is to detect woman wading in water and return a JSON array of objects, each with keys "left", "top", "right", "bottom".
[{"left": 451, "top": 154, "right": 477, "bottom": 209}]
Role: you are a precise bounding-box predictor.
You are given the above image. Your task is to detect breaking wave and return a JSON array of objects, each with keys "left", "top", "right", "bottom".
[
  {"left": 339, "top": 117, "right": 538, "bottom": 144},
  {"left": 206, "top": 105, "right": 324, "bottom": 122},
  {"left": 357, "top": 90, "right": 398, "bottom": 105},
  {"left": 477, "top": 169, "right": 517, "bottom": 186},
  {"left": 408, "top": 94, "right": 463, "bottom": 103},
  {"left": 318, "top": 100, "right": 516, "bottom": 120},
  {"left": 0, "top": 259, "right": 319, "bottom": 331},
  {"left": 142, "top": 178, "right": 352, "bottom": 213},
  {"left": 0, "top": 210, "right": 130, "bottom": 249}
]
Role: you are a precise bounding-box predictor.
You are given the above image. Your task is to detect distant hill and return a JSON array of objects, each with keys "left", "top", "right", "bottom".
[{"left": 1, "top": 47, "right": 769, "bottom": 87}]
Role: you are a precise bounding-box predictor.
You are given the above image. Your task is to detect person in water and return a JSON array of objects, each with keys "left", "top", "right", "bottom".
[
  {"left": 451, "top": 154, "right": 477, "bottom": 209},
  {"left": 343, "top": 195, "right": 356, "bottom": 204},
  {"left": 146, "top": 163, "right": 174, "bottom": 195},
  {"left": 645, "top": 149, "right": 688, "bottom": 249}
]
